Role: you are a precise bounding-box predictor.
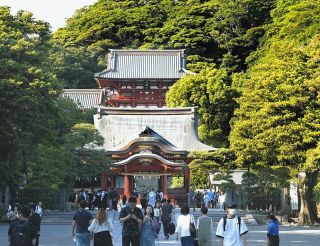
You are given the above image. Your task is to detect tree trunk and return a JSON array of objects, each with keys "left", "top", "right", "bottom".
[{"left": 298, "top": 171, "right": 319, "bottom": 225}]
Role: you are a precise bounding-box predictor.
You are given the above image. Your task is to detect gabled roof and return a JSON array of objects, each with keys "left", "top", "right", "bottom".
[
  {"left": 62, "top": 89, "right": 105, "bottom": 109},
  {"left": 95, "top": 49, "right": 194, "bottom": 80},
  {"left": 94, "top": 107, "right": 216, "bottom": 152}
]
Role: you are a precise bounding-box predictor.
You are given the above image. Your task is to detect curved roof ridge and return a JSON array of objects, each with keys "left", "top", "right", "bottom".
[{"left": 114, "top": 153, "right": 186, "bottom": 166}]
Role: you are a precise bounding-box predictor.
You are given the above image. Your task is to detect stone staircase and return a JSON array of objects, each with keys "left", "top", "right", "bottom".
[{"left": 40, "top": 208, "right": 257, "bottom": 225}]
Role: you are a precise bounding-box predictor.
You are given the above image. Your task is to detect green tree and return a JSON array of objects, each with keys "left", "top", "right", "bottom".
[
  {"left": 230, "top": 37, "right": 320, "bottom": 224},
  {"left": 0, "top": 7, "right": 61, "bottom": 192},
  {"left": 167, "top": 68, "right": 236, "bottom": 147},
  {"left": 48, "top": 44, "right": 101, "bottom": 89},
  {"left": 188, "top": 149, "right": 236, "bottom": 188},
  {"left": 52, "top": 0, "right": 275, "bottom": 73}
]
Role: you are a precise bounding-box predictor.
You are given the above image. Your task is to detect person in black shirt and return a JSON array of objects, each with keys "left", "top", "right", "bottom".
[
  {"left": 29, "top": 203, "right": 41, "bottom": 246},
  {"left": 119, "top": 196, "right": 143, "bottom": 246},
  {"left": 72, "top": 200, "right": 93, "bottom": 246},
  {"left": 8, "top": 205, "right": 37, "bottom": 246},
  {"left": 160, "top": 199, "right": 173, "bottom": 239}
]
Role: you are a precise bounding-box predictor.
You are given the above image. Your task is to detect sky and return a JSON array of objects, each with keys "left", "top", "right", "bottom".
[{"left": 0, "top": 0, "right": 97, "bottom": 31}]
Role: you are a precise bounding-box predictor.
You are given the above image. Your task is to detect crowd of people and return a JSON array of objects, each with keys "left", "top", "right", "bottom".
[
  {"left": 5, "top": 188, "right": 280, "bottom": 246},
  {"left": 72, "top": 192, "right": 175, "bottom": 246},
  {"left": 188, "top": 189, "right": 227, "bottom": 211},
  {"left": 74, "top": 188, "right": 120, "bottom": 210}
]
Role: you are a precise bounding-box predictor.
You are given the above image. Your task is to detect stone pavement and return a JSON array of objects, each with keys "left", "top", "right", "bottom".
[{"left": 1, "top": 209, "right": 319, "bottom": 245}]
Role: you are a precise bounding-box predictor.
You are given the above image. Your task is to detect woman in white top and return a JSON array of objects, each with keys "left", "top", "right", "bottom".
[
  {"left": 35, "top": 202, "right": 43, "bottom": 217},
  {"left": 88, "top": 208, "right": 113, "bottom": 246},
  {"left": 175, "top": 204, "right": 195, "bottom": 246},
  {"left": 120, "top": 195, "right": 128, "bottom": 209}
]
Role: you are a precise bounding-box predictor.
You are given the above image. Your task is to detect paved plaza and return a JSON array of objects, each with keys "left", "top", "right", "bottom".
[{"left": 1, "top": 209, "right": 319, "bottom": 246}]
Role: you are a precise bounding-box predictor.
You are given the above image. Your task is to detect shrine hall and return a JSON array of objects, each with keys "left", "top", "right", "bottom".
[{"left": 63, "top": 49, "right": 215, "bottom": 204}]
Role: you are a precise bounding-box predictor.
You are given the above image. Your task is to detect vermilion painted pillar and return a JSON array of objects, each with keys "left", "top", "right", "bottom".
[
  {"left": 124, "top": 175, "right": 130, "bottom": 199},
  {"left": 101, "top": 173, "right": 107, "bottom": 190},
  {"left": 110, "top": 176, "right": 114, "bottom": 189},
  {"left": 163, "top": 165, "right": 168, "bottom": 199},
  {"left": 185, "top": 167, "right": 190, "bottom": 193}
]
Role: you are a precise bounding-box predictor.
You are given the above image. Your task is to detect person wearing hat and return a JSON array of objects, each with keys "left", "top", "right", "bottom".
[{"left": 215, "top": 202, "right": 248, "bottom": 246}]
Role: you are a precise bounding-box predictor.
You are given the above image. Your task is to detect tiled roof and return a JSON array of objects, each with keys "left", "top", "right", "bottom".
[
  {"left": 95, "top": 49, "right": 194, "bottom": 80},
  {"left": 62, "top": 89, "right": 105, "bottom": 109},
  {"left": 94, "top": 107, "right": 216, "bottom": 152}
]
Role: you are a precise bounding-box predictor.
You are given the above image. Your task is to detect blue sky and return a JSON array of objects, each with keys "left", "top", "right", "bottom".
[{"left": 0, "top": 0, "right": 97, "bottom": 31}]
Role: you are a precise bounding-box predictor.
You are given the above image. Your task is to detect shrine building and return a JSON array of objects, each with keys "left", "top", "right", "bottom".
[{"left": 64, "top": 49, "right": 215, "bottom": 204}]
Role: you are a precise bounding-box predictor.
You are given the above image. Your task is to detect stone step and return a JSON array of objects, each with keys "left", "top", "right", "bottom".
[{"left": 40, "top": 208, "right": 255, "bottom": 225}]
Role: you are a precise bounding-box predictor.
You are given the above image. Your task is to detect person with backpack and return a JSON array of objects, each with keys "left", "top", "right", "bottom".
[
  {"left": 119, "top": 196, "right": 143, "bottom": 246},
  {"left": 8, "top": 205, "right": 38, "bottom": 246},
  {"left": 29, "top": 204, "right": 41, "bottom": 246},
  {"left": 156, "top": 190, "right": 163, "bottom": 203},
  {"left": 160, "top": 199, "right": 173, "bottom": 240},
  {"left": 216, "top": 202, "right": 248, "bottom": 246}
]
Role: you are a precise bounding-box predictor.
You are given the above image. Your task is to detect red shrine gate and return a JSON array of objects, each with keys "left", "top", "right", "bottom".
[
  {"left": 64, "top": 50, "right": 215, "bottom": 205},
  {"left": 100, "top": 126, "right": 190, "bottom": 203}
]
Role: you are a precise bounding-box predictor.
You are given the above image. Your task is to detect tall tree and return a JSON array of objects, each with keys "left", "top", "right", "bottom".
[
  {"left": 0, "top": 7, "right": 61, "bottom": 191},
  {"left": 230, "top": 37, "right": 320, "bottom": 224}
]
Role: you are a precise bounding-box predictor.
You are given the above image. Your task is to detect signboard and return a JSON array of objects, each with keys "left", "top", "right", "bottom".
[{"left": 290, "top": 182, "right": 299, "bottom": 210}]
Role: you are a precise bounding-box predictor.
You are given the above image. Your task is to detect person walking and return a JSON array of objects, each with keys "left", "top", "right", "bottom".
[
  {"left": 140, "top": 189, "right": 148, "bottom": 211},
  {"left": 120, "top": 195, "right": 128, "bottom": 209},
  {"left": 218, "top": 192, "right": 226, "bottom": 211},
  {"left": 88, "top": 208, "right": 113, "bottom": 246},
  {"left": 154, "top": 202, "right": 161, "bottom": 235},
  {"left": 8, "top": 205, "right": 38, "bottom": 246},
  {"left": 148, "top": 189, "right": 156, "bottom": 208},
  {"left": 29, "top": 203, "right": 41, "bottom": 246},
  {"left": 203, "top": 191, "right": 210, "bottom": 208},
  {"left": 207, "top": 190, "right": 214, "bottom": 208},
  {"left": 175, "top": 204, "right": 195, "bottom": 246},
  {"left": 216, "top": 202, "right": 248, "bottom": 246},
  {"left": 188, "top": 188, "right": 195, "bottom": 212},
  {"left": 140, "top": 205, "right": 158, "bottom": 246},
  {"left": 161, "top": 199, "right": 173, "bottom": 239},
  {"left": 197, "top": 206, "right": 212, "bottom": 246},
  {"left": 266, "top": 214, "right": 279, "bottom": 246},
  {"left": 72, "top": 200, "right": 93, "bottom": 246},
  {"left": 35, "top": 202, "right": 43, "bottom": 217},
  {"left": 119, "top": 196, "right": 143, "bottom": 246}
]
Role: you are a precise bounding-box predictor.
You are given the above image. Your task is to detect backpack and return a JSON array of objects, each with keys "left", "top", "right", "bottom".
[
  {"left": 223, "top": 215, "right": 241, "bottom": 233},
  {"left": 11, "top": 221, "right": 31, "bottom": 246},
  {"left": 156, "top": 192, "right": 161, "bottom": 202}
]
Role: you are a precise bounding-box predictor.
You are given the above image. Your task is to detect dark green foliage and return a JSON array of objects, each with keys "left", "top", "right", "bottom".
[
  {"left": 241, "top": 167, "right": 290, "bottom": 210},
  {"left": 230, "top": 0, "right": 320, "bottom": 223},
  {"left": 0, "top": 8, "right": 111, "bottom": 207},
  {"left": 167, "top": 68, "right": 237, "bottom": 147},
  {"left": 188, "top": 149, "right": 236, "bottom": 188},
  {"left": 53, "top": 0, "right": 275, "bottom": 71}
]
